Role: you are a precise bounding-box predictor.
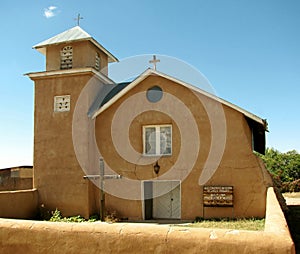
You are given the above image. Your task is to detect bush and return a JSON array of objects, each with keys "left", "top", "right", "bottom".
[
  {"left": 257, "top": 148, "right": 300, "bottom": 192},
  {"left": 281, "top": 179, "right": 300, "bottom": 193},
  {"left": 49, "top": 208, "right": 63, "bottom": 222},
  {"left": 49, "top": 209, "right": 97, "bottom": 223}
]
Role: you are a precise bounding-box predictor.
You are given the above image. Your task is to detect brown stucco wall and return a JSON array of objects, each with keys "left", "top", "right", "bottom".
[
  {"left": 32, "top": 72, "right": 99, "bottom": 218},
  {"left": 203, "top": 107, "right": 271, "bottom": 218},
  {"left": 95, "top": 74, "right": 273, "bottom": 220},
  {"left": 0, "top": 189, "right": 38, "bottom": 219},
  {"left": 46, "top": 41, "right": 108, "bottom": 74},
  {"left": 0, "top": 188, "right": 294, "bottom": 254}
]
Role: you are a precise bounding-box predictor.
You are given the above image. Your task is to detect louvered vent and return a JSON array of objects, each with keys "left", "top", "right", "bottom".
[
  {"left": 95, "top": 53, "right": 100, "bottom": 71},
  {"left": 60, "top": 46, "right": 73, "bottom": 69}
]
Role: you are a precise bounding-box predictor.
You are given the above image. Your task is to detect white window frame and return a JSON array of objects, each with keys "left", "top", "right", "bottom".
[{"left": 143, "top": 125, "right": 172, "bottom": 156}]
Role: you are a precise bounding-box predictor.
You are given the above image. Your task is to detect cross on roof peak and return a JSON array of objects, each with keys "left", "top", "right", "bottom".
[
  {"left": 74, "top": 13, "right": 83, "bottom": 26},
  {"left": 149, "top": 55, "right": 160, "bottom": 71}
]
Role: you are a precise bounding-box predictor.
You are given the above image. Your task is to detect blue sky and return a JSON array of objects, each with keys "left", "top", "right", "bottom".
[{"left": 0, "top": 0, "right": 299, "bottom": 168}]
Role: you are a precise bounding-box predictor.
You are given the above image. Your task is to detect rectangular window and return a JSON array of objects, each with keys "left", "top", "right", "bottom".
[{"left": 143, "top": 125, "right": 172, "bottom": 156}]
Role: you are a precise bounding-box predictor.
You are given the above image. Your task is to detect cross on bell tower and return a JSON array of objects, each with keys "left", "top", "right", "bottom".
[
  {"left": 74, "top": 13, "right": 83, "bottom": 26},
  {"left": 149, "top": 55, "right": 160, "bottom": 71}
]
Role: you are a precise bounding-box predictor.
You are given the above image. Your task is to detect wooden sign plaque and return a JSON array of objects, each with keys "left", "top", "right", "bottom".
[{"left": 203, "top": 186, "right": 233, "bottom": 207}]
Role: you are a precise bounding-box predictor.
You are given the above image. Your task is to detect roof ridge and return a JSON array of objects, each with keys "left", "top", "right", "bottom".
[
  {"left": 32, "top": 26, "right": 118, "bottom": 62},
  {"left": 92, "top": 68, "right": 266, "bottom": 127},
  {"left": 33, "top": 26, "right": 91, "bottom": 49}
]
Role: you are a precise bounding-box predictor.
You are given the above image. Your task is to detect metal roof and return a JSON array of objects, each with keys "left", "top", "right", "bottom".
[
  {"left": 92, "top": 68, "right": 267, "bottom": 128},
  {"left": 92, "top": 68, "right": 267, "bottom": 154},
  {"left": 33, "top": 26, "right": 118, "bottom": 63}
]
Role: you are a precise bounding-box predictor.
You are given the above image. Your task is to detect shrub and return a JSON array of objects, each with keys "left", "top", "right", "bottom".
[
  {"left": 49, "top": 209, "right": 93, "bottom": 223},
  {"left": 257, "top": 148, "right": 300, "bottom": 192}
]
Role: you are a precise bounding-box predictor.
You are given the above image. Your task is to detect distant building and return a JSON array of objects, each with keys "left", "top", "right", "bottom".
[{"left": 0, "top": 166, "right": 33, "bottom": 191}]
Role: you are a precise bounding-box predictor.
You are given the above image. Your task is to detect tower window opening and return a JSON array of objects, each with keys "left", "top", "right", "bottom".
[
  {"left": 60, "top": 46, "right": 73, "bottom": 69},
  {"left": 95, "top": 53, "right": 100, "bottom": 71}
]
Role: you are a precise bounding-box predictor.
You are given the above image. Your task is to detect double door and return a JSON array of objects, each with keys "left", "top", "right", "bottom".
[{"left": 144, "top": 181, "right": 181, "bottom": 219}]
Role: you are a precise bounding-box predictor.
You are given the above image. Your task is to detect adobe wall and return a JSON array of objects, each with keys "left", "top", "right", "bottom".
[
  {"left": 265, "top": 187, "right": 291, "bottom": 234},
  {"left": 32, "top": 72, "right": 100, "bottom": 218},
  {"left": 95, "top": 74, "right": 273, "bottom": 220},
  {"left": 46, "top": 41, "right": 108, "bottom": 74},
  {"left": 0, "top": 188, "right": 294, "bottom": 254},
  {"left": 0, "top": 189, "right": 38, "bottom": 219}
]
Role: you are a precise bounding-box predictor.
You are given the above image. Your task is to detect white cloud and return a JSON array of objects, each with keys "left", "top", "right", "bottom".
[{"left": 44, "top": 6, "right": 58, "bottom": 18}]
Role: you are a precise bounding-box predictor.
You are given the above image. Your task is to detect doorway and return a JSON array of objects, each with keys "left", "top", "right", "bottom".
[{"left": 143, "top": 180, "right": 181, "bottom": 220}]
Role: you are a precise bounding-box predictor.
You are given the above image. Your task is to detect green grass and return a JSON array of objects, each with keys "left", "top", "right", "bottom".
[{"left": 188, "top": 218, "right": 265, "bottom": 231}]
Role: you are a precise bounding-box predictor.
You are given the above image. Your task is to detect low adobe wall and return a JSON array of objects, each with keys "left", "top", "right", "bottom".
[
  {"left": 0, "top": 189, "right": 38, "bottom": 219},
  {"left": 0, "top": 187, "right": 295, "bottom": 253}
]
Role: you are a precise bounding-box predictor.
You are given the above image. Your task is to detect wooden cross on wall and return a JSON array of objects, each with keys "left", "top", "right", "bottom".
[{"left": 83, "top": 158, "right": 122, "bottom": 221}]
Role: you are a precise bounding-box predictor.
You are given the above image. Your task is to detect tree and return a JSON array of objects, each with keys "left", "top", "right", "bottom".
[{"left": 258, "top": 148, "right": 300, "bottom": 192}]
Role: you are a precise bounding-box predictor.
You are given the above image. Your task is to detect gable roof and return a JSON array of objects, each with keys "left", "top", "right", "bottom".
[
  {"left": 92, "top": 68, "right": 266, "bottom": 125},
  {"left": 33, "top": 26, "right": 118, "bottom": 63},
  {"left": 92, "top": 68, "right": 267, "bottom": 154}
]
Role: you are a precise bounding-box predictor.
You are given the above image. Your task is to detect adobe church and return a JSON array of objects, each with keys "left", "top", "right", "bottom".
[{"left": 27, "top": 26, "right": 273, "bottom": 220}]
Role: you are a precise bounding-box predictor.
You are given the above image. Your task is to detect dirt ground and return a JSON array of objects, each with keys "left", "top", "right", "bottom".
[{"left": 284, "top": 193, "right": 300, "bottom": 206}]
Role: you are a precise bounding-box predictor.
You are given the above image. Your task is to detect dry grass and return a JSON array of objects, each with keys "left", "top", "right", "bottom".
[{"left": 188, "top": 218, "right": 265, "bottom": 231}]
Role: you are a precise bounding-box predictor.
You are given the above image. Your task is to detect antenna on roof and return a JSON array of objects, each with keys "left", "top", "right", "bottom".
[{"left": 74, "top": 13, "right": 83, "bottom": 26}]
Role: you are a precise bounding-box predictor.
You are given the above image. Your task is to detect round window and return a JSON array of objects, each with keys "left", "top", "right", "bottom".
[{"left": 146, "top": 86, "right": 163, "bottom": 103}]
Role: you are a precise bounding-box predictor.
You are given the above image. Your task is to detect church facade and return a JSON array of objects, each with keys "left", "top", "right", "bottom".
[{"left": 27, "top": 26, "right": 273, "bottom": 220}]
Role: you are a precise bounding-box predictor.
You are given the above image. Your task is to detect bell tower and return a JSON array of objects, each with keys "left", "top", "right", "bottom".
[
  {"left": 27, "top": 26, "right": 118, "bottom": 218},
  {"left": 34, "top": 26, "right": 117, "bottom": 74}
]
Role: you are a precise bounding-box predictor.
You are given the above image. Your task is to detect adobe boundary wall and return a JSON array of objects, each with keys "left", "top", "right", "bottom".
[
  {"left": 0, "top": 189, "right": 38, "bottom": 219},
  {"left": 0, "top": 187, "right": 295, "bottom": 254}
]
